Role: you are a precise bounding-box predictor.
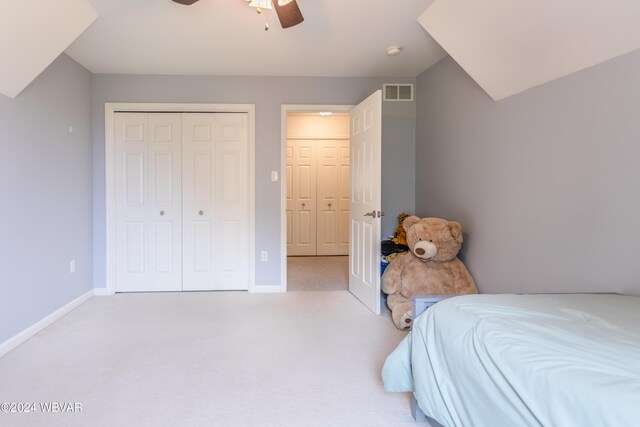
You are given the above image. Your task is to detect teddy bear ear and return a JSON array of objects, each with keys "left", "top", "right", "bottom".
[
  {"left": 402, "top": 215, "right": 421, "bottom": 231},
  {"left": 448, "top": 221, "right": 463, "bottom": 243}
]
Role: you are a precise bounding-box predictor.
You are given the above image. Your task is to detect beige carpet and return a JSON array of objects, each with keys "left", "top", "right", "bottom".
[
  {"left": 287, "top": 256, "right": 349, "bottom": 292},
  {"left": 0, "top": 291, "right": 421, "bottom": 427}
]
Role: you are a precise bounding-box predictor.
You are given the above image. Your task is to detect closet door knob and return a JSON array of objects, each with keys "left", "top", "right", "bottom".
[
  {"left": 199, "top": 210, "right": 204, "bottom": 216},
  {"left": 302, "top": 203, "right": 306, "bottom": 208},
  {"left": 328, "top": 203, "right": 332, "bottom": 208}
]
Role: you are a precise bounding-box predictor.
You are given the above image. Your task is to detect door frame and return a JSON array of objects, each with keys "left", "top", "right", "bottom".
[
  {"left": 280, "top": 104, "right": 353, "bottom": 292},
  {"left": 105, "top": 103, "right": 256, "bottom": 295}
]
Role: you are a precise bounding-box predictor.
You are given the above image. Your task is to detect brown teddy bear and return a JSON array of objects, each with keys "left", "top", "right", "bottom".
[{"left": 382, "top": 216, "right": 477, "bottom": 330}]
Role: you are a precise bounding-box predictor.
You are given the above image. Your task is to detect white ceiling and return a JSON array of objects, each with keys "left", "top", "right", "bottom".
[
  {"left": 7, "top": 0, "right": 638, "bottom": 101},
  {"left": 0, "top": 0, "right": 96, "bottom": 98},
  {"left": 65, "top": 0, "right": 447, "bottom": 77},
  {"left": 419, "top": 0, "right": 640, "bottom": 100}
]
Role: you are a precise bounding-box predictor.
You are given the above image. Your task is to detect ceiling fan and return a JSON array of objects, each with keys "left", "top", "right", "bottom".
[{"left": 172, "top": 0, "right": 304, "bottom": 29}]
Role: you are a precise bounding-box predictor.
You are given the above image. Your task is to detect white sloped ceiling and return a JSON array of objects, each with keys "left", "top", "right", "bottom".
[
  {"left": 0, "top": 0, "right": 97, "bottom": 98},
  {"left": 419, "top": 0, "right": 640, "bottom": 100}
]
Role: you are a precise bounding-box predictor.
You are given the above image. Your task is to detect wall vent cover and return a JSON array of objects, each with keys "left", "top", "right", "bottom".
[{"left": 383, "top": 84, "right": 413, "bottom": 101}]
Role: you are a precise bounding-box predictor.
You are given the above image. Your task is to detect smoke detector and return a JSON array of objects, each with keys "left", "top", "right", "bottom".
[{"left": 386, "top": 46, "right": 402, "bottom": 56}]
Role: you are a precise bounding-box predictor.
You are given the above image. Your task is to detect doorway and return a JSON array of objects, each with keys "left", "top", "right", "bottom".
[
  {"left": 285, "top": 111, "right": 350, "bottom": 291},
  {"left": 281, "top": 93, "right": 382, "bottom": 314}
]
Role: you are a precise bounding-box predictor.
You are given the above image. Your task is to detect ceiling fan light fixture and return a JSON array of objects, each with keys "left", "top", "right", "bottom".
[{"left": 249, "top": 0, "right": 272, "bottom": 10}]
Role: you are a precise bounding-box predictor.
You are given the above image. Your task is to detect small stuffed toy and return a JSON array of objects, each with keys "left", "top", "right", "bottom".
[
  {"left": 382, "top": 216, "right": 477, "bottom": 330},
  {"left": 392, "top": 212, "right": 411, "bottom": 246}
]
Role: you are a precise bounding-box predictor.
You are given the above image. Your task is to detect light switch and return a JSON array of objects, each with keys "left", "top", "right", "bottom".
[{"left": 271, "top": 171, "right": 278, "bottom": 182}]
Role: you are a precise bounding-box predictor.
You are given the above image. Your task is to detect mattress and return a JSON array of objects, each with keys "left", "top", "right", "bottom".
[{"left": 382, "top": 294, "right": 640, "bottom": 427}]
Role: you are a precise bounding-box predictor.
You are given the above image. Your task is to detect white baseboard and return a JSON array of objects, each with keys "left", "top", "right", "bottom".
[
  {"left": 93, "top": 288, "right": 114, "bottom": 296},
  {"left": 0, "top": 289, "right": 94, "bottom": 358}
]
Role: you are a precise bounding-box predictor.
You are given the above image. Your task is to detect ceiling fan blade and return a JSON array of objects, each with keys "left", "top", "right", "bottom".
[
  {"left": 273, "top": 0, "right": 304, "bottom": 29},
  {"left": 172, "top": 0, "right": 200, "bottom": 5}
]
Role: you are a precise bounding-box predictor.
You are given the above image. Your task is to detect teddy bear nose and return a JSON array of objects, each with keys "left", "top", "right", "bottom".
[{"left": 413, "top": 241, "right": 438, "bottom": 259}]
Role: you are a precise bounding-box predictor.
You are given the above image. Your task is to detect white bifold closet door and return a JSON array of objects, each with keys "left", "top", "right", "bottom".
[
  {"left": 287, "top": 138, "right": 349, "bottom": 256},
  {"left": 182, "top": 113, "right": 249, "bottom": 291},
  {"left": 115, "top": 113, "right": 183, "bottom": 292},
  {"left": 114, "top": 112, "right": 248, "bottom": 292}
]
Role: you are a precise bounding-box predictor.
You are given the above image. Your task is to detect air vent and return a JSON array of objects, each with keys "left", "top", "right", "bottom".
[{"left": 383, "top": 84, "right": 413, "bottom": 101}]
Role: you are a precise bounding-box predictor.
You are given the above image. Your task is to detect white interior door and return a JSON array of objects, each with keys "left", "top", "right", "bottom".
[
  {"left": 287, "top": 139, "right": 317, "bottom": 256},
  {"left": 349, "top": 91, "right": 382, "bottom": 314},
  {"left": 114, "top": 113, "right": 182, "bottom": 292},
  {"left": 182, "top": 113, "right": 249, "bottom": 290}
]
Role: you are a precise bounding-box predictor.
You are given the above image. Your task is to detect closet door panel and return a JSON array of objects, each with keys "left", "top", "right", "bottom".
[
  {"left": 214, "top": 113, "right": 248, "bottom": 289},
  {"left": 147, "top": 113, "right": 182, "bottom": 291},
  {"left": 115, "top": 113, "right": 182, "bottom": 292},
  {"left": 317, "top": 141, "right": 339, "bottom": 255},
  {"left": 289, "top": 139, "right": 316, "bottom": 256},
  {"left": 182, "top": 113, "right": 249, "bottom": 291},
  {"left": 317, "top": 139, "right": 350, "bottom": 256},
  {"left": 115, "top": 114, "right": 148, "bottom": 292},
  {"left": 182, "top": 113, "right": 216, "bottom": 291}
]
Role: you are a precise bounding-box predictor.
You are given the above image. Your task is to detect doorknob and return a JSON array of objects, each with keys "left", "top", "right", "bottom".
[
  {"left": 199, "top": 210, "right": 204, "bottom": 216},
  {"left": 302, "top": 202, "right": 306, "bottom": 208},
  {"left": 328, "top": 203, "right": 332, "bottom": 208},
  {"left": 364, "top": 210, "right": 376, "bottom": 218},
  {"left": 160, "top": 210, "right": 165, "bottom": 216},
  {"left": 378, "top": 211, "right": 385, "bottom": 217}
]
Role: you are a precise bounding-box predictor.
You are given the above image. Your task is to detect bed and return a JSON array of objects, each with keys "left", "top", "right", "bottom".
[{"left": 382, "top": 294, "right": 640, "bottom": 427}]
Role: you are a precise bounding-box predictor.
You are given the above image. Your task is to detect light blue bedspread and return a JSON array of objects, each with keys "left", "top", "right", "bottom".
[{"left": 382, "top": 294, "right": 640, "bottom": 427}]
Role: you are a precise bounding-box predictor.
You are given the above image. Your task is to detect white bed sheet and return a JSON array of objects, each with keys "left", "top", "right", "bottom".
[{"left": 382, "top": 294, "right": 640, "bottom": 427}]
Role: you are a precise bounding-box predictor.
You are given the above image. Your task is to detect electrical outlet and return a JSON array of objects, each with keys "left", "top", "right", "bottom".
[
  {"left": 69, "top": 260, "right": 76, "bottom": 273},
  {"left": 261, "top": 251, "right": 268, "bottom": 262}
]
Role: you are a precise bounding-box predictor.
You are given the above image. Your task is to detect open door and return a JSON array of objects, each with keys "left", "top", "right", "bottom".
[{"left": 349, "top": 91, "right": 382, "bottom": 314}]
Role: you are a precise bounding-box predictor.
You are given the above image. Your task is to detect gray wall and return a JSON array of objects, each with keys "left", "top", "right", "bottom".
[
  {"left": 92, "top": 75, "right": 416, "bottom": 288},
  {"left": 0, "top": 54, "right": 93, "bottom": 343},
  {"left": 416, "top": 53, "right": 640, "bottom": 296}
]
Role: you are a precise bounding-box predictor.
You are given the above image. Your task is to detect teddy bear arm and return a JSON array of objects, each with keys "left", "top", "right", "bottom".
[
  {"left": 450, "top": 258, "right": 478, "bottom": 294},
  {"left": 381, "top": 255, "right": 408, "bottom": 295}
]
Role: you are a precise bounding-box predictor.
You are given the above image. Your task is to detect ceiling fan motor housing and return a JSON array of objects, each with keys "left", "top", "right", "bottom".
[{"left": 172, "top": 0, "right": 200, "bottom": 5}]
